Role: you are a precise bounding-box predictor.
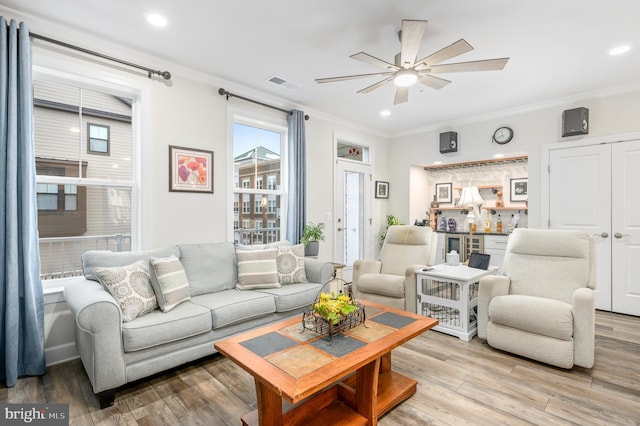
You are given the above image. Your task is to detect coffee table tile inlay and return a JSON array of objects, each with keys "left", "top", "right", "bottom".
[{"left": 215, "top": 300, "right": 438, "bottom": 426}]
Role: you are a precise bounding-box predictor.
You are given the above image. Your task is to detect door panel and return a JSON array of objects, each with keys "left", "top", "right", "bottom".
[
  {"left": 611, "top": 140, "right": 640, "bottom": 315},
  {"left": 549, "top": 144, "right": 612, "bottom": 311},
  {"left": 334, "top": 160, "right": 371, "bottom": 274}
]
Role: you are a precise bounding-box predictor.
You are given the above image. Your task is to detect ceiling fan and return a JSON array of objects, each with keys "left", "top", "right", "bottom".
[{"left": 315, "top": 19, "right": 509, "bottom": 105}]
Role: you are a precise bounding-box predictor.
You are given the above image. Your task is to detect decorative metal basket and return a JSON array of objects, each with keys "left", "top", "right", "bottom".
[{"left": 301, "top": 281, "right": 366, "bottom": 341}]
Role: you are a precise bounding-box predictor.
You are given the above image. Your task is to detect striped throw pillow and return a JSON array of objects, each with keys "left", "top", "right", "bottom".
[
  {"left": 236, "top": 248, "right": 280, "bottom": 290},
  {"left": 149, "top": 255, "right": 191, "bottom": 312}
]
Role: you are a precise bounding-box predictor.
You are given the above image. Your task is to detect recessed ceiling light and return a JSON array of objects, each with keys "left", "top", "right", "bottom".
[
  {"left": 380, "top": 110, "right": 391, "bottom": 117},
  {"left": 493, "top": 153, "right": 505, "bottom": 158},
  {"left": 146, "top": 13, "right": 168, "bottom": 27},
  {"left": 433, "top": 161, "right": 443, "bottom": 165},
  {"left": 609, "top": 45, "right": 630, "bottom": 56}
]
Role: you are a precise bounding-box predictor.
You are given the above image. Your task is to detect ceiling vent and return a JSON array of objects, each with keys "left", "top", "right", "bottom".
[{"left": 267, "top": 75, "right": 298, "bottom": 90}]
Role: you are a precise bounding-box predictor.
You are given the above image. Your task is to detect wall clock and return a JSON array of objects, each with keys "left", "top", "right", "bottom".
[{"left": 492, "top": 126, "right": 514, "bottom": 144}]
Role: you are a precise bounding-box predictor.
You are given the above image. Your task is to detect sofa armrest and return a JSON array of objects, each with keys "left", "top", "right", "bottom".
[
  {"left": 304, "top": 258, "right": 335, "bottom": 285},
  {"left": 572, "top": 287, "right": 595, "bottom": 368},
  {"left": 477, "top": 275, "right": 511, "bottom": 339},
  {"left": 404, "top": 264, "right": 425, "bottom": 314},
  {"left": 63, "top": 277, "right": 127, "bottom": 393}
]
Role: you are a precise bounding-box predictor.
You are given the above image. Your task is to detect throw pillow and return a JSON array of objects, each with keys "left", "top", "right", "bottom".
[
  {"left": 236, "top": 248, "right": 280, "bottom": 290},
  {"left": 149, "top": 255, "right": 191, "bottom": 312},
  {"left": 277, "top": 244, "right": 308, "bottom": 284},
  {"left": 93, "top": 260, "right": 158, "bottom": 322}
]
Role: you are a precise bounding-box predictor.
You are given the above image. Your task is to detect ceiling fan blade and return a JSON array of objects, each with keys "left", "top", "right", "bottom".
[
  {"left": 350, "top": 52, "right": 399, "bottom": 71},
  {"left": 428, "top": 58, "right": 510, "bottom": 74},
  {"left": 414, "top": 39, "right": 474, "bottom": 69},
  {"left": 399, "top": 19, "right": 428, "bottom": 67},
  {"left": 394, "top": 86, "right": 409, "bottom": 105},
  {"left": 418, "top": 74, "right": 451, "bottom": 90},
  {"left": 357, "top": 76, "right": 394, "bottom": 93},
  {"left": 315, "top": 71, "right": 394, "bottom": 84}
]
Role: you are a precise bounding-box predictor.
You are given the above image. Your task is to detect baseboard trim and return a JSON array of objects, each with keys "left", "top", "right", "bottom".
[{"left": 45, "top": 342, "right": 78, "bottom": 366}]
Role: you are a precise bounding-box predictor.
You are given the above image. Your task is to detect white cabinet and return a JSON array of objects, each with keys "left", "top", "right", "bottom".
[
  {"left": 483, "top": 234, "right": 509, "bottom": 268},
  {"left": 434, "top": 232, "right": 446, "bottom": 265}
]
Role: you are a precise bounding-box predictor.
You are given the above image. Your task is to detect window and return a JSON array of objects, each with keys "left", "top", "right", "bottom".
[
  {"left": 34, "top": 77, "right": 135, "bottom": 280},
  {"left": 232, "top": 119, "right": 286, "bottom": 245},
  {"left": 88, "top": 123, "right": 110, "bottom": 154}
]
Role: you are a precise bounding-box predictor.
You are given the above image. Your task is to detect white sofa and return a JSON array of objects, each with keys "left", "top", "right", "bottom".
[{"left": 64, "top": 241, "right": 334, "bottom": 408}]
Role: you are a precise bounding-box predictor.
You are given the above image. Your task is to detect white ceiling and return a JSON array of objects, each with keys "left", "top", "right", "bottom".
[{"left": 4, "top": 0, "right": 640, "bottom": 134}]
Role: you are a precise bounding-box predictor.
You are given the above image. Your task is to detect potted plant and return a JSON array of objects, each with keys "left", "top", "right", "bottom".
[
  {"left": 301, "top": 222, "right": 325, "bottom": 257},
  {"left": 379, "top": 214, "right": 402, "bottom": 245},
  {"left": 313, "top": 292, "right": 358, "bottom": 326}
]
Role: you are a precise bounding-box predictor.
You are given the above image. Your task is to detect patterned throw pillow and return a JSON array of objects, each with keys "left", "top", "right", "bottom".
[
  {"left": 93, "top": 260, "right": 158, "bottom": 322},
  {"left": 236, "top": 248, "right": 280, "bottom": 290},
  {"left": 277, "top": 244, "right": 308, "bottom": 284},
  {"left": 149, "top": 255, "right": 191, "bottom": 312}
]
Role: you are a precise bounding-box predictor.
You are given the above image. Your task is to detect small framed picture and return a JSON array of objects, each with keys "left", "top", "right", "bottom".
[
  {"left": 375, "top": 181, "right": 389, "bottom": 199},
  {"left": 169, "top": 145, "right": 214, "bottom": 193},
  {"left": 435, "top": 182, "right": 453, "bottom": 204},
  {"left": 510, "top": 177, "right": 528, "bottom": 202}
]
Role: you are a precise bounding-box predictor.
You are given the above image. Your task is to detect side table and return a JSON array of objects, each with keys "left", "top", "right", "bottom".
[{"left": 416, "top": 264, "right": 496, "bottom": 341}]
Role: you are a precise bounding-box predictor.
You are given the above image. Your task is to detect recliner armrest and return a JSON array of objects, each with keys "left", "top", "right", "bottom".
[
  {"left": 404, "top": 264, "right": 426, "bottom": 314},
  {"left": 352, "top": 259, "right": 382, "bottom": 297},
  {"left": 477, "top": 275, "right": 511, "bottom": 339},
  {"left": 572, "top": 287, "right": 595, "bottom": 368}
]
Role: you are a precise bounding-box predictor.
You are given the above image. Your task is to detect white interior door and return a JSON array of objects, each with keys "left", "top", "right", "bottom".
[
  {"left": 548, "top": 144, "right": 612, "bottom": 310},
  {"left": 611, "top": 140, "right": 640, "bottom": 315},
  {"left": 334, "top": 160, "right": 371, "bottom": 277}
]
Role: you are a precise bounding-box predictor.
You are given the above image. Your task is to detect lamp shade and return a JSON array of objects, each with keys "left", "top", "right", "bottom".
[{"left": 457, "top": 186, "right": 484, "bottom": 206}]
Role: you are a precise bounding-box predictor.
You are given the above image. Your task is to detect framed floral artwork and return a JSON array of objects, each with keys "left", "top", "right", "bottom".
[{"left": 169, "top": 145, "right": 214, "bottom": 193}]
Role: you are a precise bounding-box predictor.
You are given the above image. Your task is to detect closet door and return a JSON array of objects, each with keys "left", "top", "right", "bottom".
[
  {"left": 611, "top": 140, "right": 640, "bottom": 315},
  {"left": 548, "top": 144, "right": 611, "bottom": 311}
]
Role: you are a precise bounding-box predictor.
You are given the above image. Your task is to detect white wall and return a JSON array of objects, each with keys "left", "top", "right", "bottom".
[{"left": 388, "top": 86, "right": 640, "bottom": 229}]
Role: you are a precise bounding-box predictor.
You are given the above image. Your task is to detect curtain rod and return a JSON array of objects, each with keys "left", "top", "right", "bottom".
[
  {"left": 28, "top": 31, "right": 172, "bottom": 80},
  {"left": 218, "top": 88, "right": 309, "bottom": 120}
]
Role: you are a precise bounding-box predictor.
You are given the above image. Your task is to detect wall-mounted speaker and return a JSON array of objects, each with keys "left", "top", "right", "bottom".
[
  {"left": 562, "top": 107, "right": 589, "bottom": 137},
  {"left": 439, "top": 131, "right": 458, "bottom": 153}
]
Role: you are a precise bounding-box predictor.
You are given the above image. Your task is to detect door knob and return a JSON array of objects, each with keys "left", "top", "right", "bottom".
[
  {"left": 595, "top": 232, "right": 609, "bottom": 238},
  {"left": 614, "top": 233, "right": 630, "bottom": 239},
  {"left": 337, "top": 227, "right": 345, "bottom": 232}
]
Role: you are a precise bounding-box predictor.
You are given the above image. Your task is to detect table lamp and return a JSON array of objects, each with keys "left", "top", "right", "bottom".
[{"left": 457, "top": 186, "right": 484, "bottom": 257}]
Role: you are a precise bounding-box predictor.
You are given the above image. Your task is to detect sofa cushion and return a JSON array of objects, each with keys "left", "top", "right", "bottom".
[
  {"left": 178, "top": 242, "right": 236, "bottom": 296},
  {"left": 82, "top": 246, "right": 180, "bottom": 282},
  {"left": 122, "top": 301, "right": 212, "bottom": 352},
  {"left": 236, "top": 248, "right": 280, "bottom": 290},
  {"left": 277, "top": 244, "right": 308, "bottom": 284},
  {"left": 93, "top": 260, "right": 158, "bottom": 322},
  {"left": 149, "top": 255, "right": 191, "bottom": 312},
  {"left": 191, "top": 290, "right": 276, "bottom": 329},
  {"left": 489, "top": 295, "right": 573, "bottom": 341},
  {"left": 257, "top": 283, "right": 322, "bottom": 312}
]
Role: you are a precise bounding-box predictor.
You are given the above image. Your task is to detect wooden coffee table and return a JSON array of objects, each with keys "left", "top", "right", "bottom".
[{"left": 214, "top": 300, "right": 438, "bottom": 426}]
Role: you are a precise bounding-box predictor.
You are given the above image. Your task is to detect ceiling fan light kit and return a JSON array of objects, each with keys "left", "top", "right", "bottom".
[{"left": 316, "top": 19, "right": 510, "bottom": 105}]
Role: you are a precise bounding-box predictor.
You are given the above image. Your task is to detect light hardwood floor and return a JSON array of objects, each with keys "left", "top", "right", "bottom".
[{"left": 2, "top": 310, "right": 639, "bottom": 425}]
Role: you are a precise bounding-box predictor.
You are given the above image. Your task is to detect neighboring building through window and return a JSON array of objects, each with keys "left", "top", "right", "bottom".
[
  {"left": 88, "top": 123, "right": 110, "bottom": 154},
  {"left": 232, "top": 120, "right": 285, "bottom": 245},
  {"left": 33, "top": 77, "right": 135, "bottom": 279}
]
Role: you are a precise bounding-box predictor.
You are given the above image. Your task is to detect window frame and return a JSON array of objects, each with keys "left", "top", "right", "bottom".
[
  {"left": 228, "top": 111, "right": 287, "bottom": 244},
  {"left": 87, "top": 122, "right": 110, "bottom": 155}
]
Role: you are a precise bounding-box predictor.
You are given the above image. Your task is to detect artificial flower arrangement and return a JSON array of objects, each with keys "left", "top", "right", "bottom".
[{"left": 313, "top": 291, "right": 358, "bottom": 325}]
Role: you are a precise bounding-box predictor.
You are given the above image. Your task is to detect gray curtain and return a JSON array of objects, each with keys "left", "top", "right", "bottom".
[
  {"left": 286, "top": 110, "right": 306, "bottom": 244},
  {"left": 0, "top": 17, "right": 46, "bottom": 386}
]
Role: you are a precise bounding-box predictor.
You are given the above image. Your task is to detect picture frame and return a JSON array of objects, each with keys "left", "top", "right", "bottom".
[
  {"left": 375, "top": 181, "right": 389, "bottom": 199},
  {"left": 169, "top": 145, "right": 214, "bottom": 193},
  {"left": 435, "top": 182, "right": 453, "bottom": 204},
  {"left": 510, "top": 177, "right": 528, "bottom": 202}
]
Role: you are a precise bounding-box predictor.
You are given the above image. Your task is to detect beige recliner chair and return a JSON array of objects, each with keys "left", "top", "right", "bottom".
[
  {"left": 353, "top": 225, "right": 436, "bottom": 313},
  {"left": 477, "top": 228, "right": 596, "bottom": 369}
]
